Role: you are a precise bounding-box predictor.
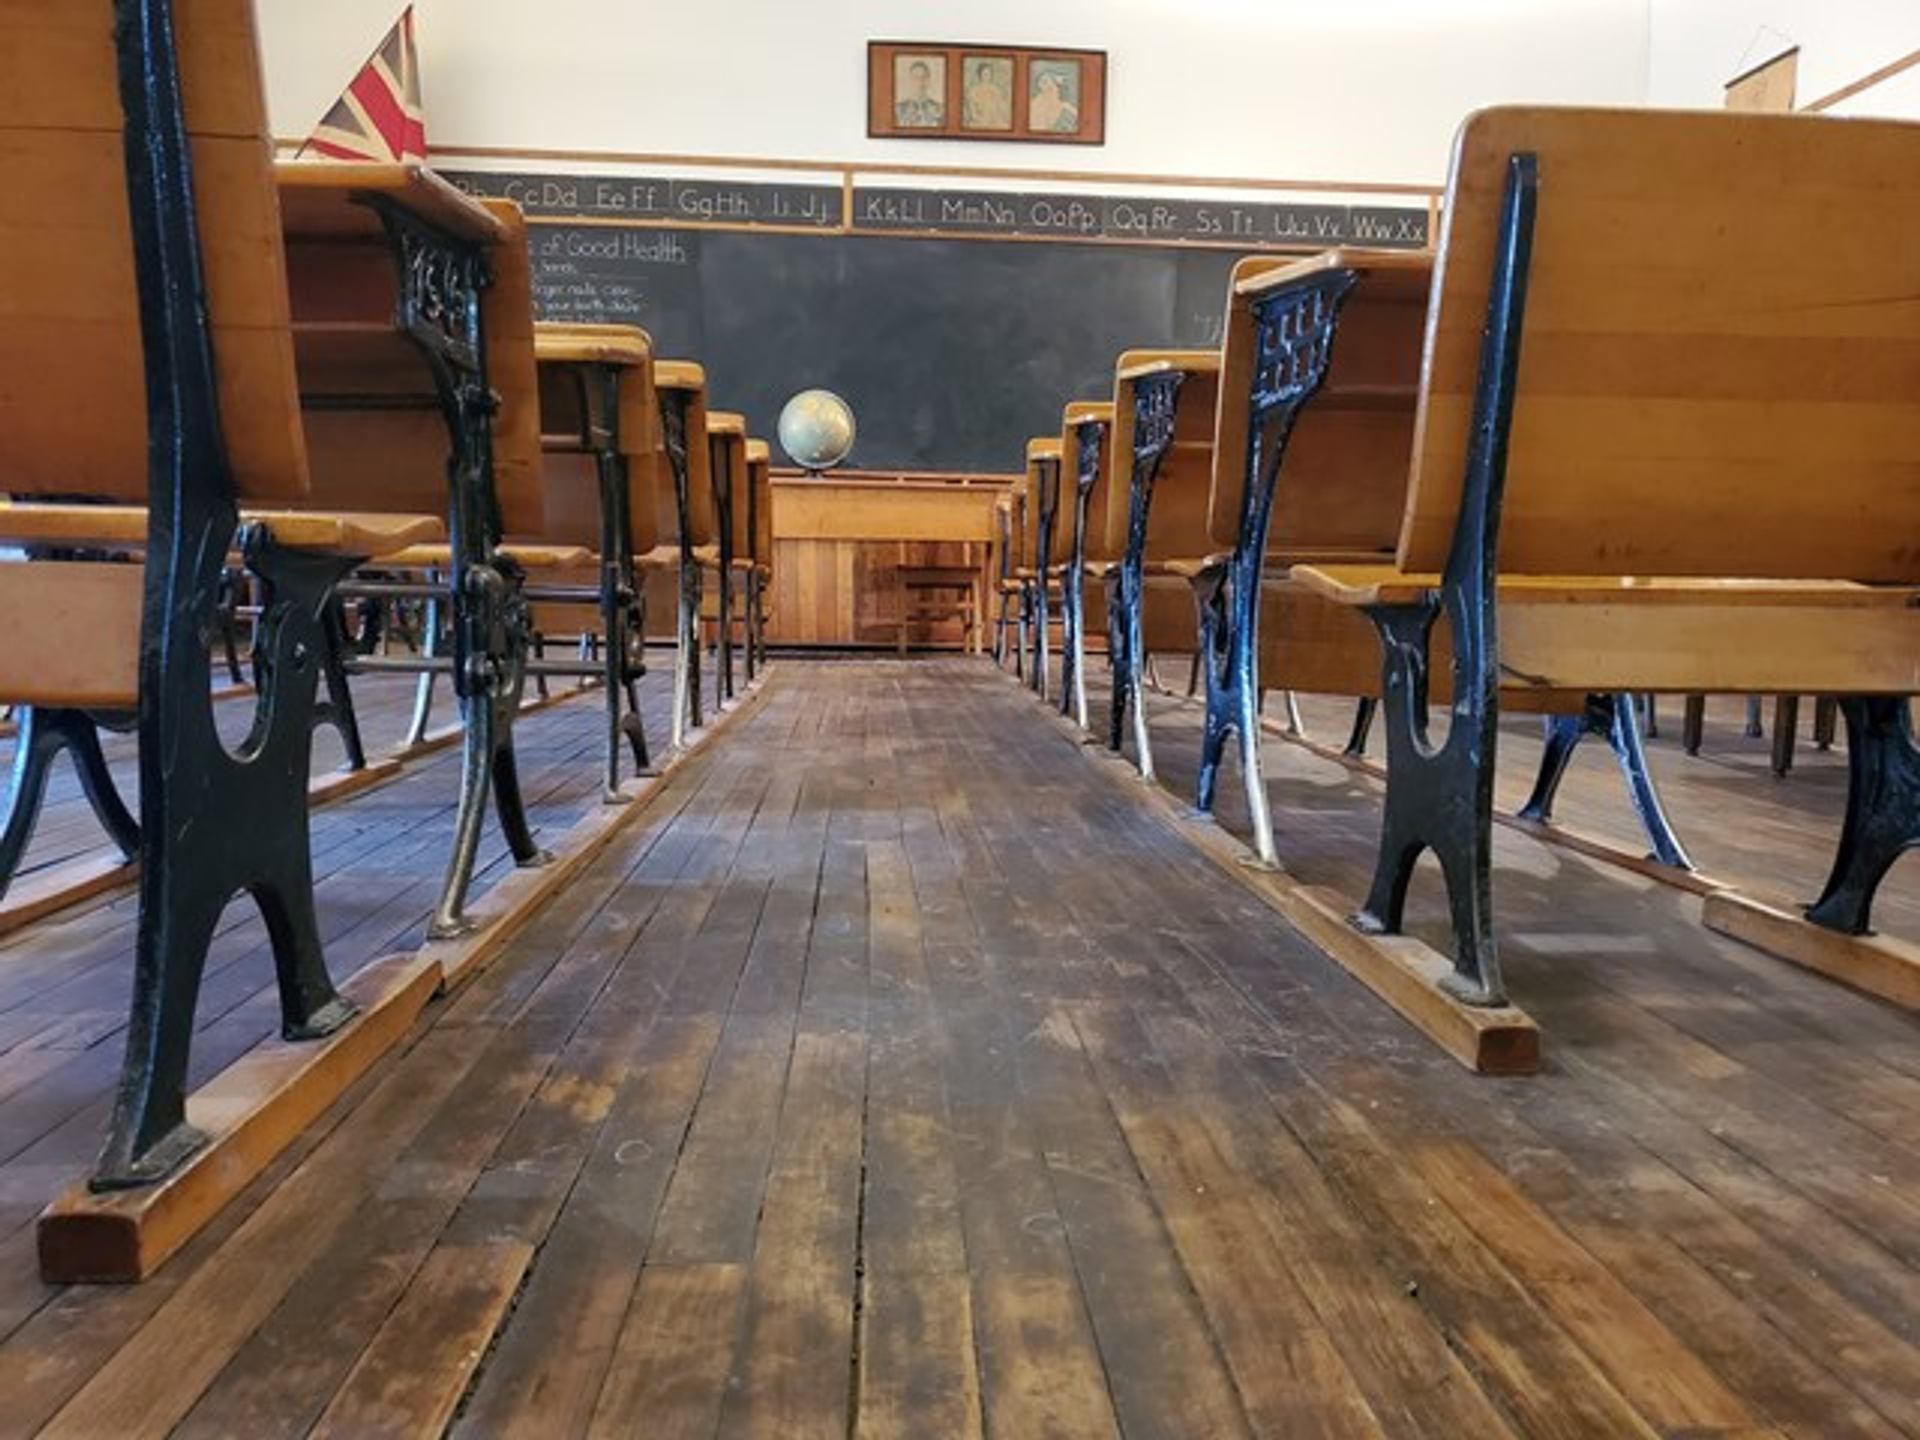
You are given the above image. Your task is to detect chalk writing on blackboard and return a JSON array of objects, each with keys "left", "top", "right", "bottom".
[{"left": 446, "top": 166, "right": 1429, "bottom": 252}]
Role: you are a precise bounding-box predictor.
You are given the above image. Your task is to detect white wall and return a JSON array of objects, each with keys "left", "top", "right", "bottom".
[
  {"left": 1647, "top": 1, "right": 1918, "bottom": 116},
  {"left": 259, "top": 0, "right": 1650, "bottom": 187}
]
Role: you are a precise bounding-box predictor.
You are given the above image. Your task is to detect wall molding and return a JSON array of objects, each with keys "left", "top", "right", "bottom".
[{"left": 1804, "top": 45, "right": 1920, "bottom": 113}]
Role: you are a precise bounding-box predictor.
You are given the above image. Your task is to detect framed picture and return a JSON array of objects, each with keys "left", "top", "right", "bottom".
[
  {"left": 891, "top": 52, "right": 947, "bottom": 129},
  {"left": 960, "top": 53, "right": 1015, "bottom": 133},
  {"left": 1026, "top": 56, "right": 1084, "bottom": 135},
  {"left": 868, "top": 42, "right": 1107, "bottom": 144}
]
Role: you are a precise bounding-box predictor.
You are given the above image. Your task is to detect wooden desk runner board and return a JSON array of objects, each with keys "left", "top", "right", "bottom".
[
  {"left": 1254, "top": 709, "right": 1727, "bottom": 901},
  {"left": 0, "top": 757, "right": 403, "bottom": 940},
  {"left": 1703, "top": 889, "right": 1920, "bottom": 1012},
  {"left": 391, "top": 680, "right": 592, "bottom": 762},
  {"left": 424, "top": 670, "right": 775, "bottom": 992},
  {"left": 38, "top": 951, "right": 440, "bottom": 1283},
  {"left": 0, "top": 674, "right": 594, "bottom": 937},
  {"left": 34, "top": 667, "right": 774, "bottom": 1282},
  {"left": 1017, "top": 674, "right": 1540, "bottom": 1074}
]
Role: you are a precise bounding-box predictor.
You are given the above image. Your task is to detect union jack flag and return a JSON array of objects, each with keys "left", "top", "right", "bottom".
[{"left": 298, "top": 8, "right": 427, "bottom": 163}]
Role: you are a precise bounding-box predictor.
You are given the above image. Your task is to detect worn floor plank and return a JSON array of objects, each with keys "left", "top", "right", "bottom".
[{"left": 0, "top": 658, "right": 1913, "bottom": 1438}]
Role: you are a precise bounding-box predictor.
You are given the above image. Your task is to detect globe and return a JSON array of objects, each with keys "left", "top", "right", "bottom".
[{"left": 777, "top": 389, "right": 857, "bottom": 473}]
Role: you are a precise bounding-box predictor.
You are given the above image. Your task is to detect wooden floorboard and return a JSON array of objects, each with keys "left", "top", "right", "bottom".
[{"left": 0, "top": 657, "right": 1914, "bottom": 1436}]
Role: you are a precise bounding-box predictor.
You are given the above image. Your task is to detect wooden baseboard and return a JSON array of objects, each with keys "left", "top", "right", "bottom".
[
  {"left": 426, "top": 793, "right": 647, "bottom": 995},
  {"left": 0, "top": 852, "right": 138, "bottom": 939},
  {"left": 1703, "top": 889, "right": 1920, "bottom": 1011},
  {"left": 1271, "top": 885, "right": 1540, "bottom": 1075},
  {"left": 36, "top": 952, "right": 440, "bottom": 1283},
  {"left": 28, "top": 672, "right": 768, "bottom": 1286},
  {"left": 0, "top": 758, "right": 407, "bottom": 939},
  {"left": 430, "top": 670, "right": 774, "bottom": 993},
  {"left": 1021, "top": 682, "right": 1540, "bottom": 1074},
  {"left": 389, "top": 683, "right": 591, "bottom": 762},
  {"left": 1261, "top": 708, "right": 1720, "bottom": 898},
  {"left": 307, "top": 755, "right": 403, "bottom": 807}
]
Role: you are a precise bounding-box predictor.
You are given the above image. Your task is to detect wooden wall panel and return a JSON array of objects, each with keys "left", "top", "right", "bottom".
[
  {"left": 766, "top": 472, "right": 1011, "bottom": 649},
  {"left": 769, "top": 538, "right": 988, "bottom": 648}
]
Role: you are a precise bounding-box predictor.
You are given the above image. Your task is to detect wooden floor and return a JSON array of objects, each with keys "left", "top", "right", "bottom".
[{"left": 1, "top": 656, "right": 1917, "bottom": 1437}]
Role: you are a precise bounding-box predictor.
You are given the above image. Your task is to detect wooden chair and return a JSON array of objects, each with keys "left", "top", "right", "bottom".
[
  {"left": 1056, "top": 401, "right": 1113, "bottom": 732},
  {"left": 0, "top": 0, "right": 464, "bottom": 1187},
  {"left": 993, "top": 479, "right": 1033, "bottom": 674},
  {"left": 1262, "top": 106, "right": 1920, "bottom": 1009},
  {"left": 1022, "top": 438, "right": 1065, "bottom": 697},
  {"left": 1100, "top": 354, "right": 1224, "bottom": 779},
  {"left": 699, "top": 410, "right": 748, "bottom": 707},
  {"left": 519, "top": 322, "right": 665, "bottom": 798},
  {"left": 743, "top": 437, "right": 773, "bottom": 677},
  {"left": 653, "top": 362, "right": 720, "bottom": 746},
  {"left": 275, "top": 170, "right": 565, "bottom": 939}
]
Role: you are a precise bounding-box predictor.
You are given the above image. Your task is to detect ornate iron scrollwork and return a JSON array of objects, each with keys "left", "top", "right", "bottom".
[
  {"left": 1350, "top": 153, "right": 1538, "bottom": 1006},
  {"left": 1107, "top": 374, "right": 1182, "bottom": 776},
  {"left": 657, "top": 390, "right": 703, "bottom": 748},
  {"left": 1061, "top": 415, "right": 1106, "bottom": 730},
  {"left": 1192, "top": 271, "right": 1354, "bottom": 864}
]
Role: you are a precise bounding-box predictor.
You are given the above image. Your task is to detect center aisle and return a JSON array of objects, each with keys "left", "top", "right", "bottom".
[{"left": 18, "top": 658, "right": 1918, "bottom": 1437}]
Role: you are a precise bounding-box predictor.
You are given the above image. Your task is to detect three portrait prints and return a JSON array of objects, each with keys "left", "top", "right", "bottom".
[{"left": 868, "top": 43, "right": 1107, "bottom": 144}]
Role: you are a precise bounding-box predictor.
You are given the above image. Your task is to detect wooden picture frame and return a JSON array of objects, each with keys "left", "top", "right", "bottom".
[{"left": 867, "top": 42, "right": 1107, "bottom": 145}]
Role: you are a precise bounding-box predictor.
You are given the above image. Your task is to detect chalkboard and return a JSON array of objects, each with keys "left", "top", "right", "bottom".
[{"left": 523, "top": 221, "right": 1253, "bottom": 473}]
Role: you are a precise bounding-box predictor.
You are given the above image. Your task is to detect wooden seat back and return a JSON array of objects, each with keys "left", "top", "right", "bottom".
[
  {"left": 533, "top": 323, "right": 664, "bottom": 555},
  {"left": 1006, "top": 473, "right": 1030, "bottom": 573},
  {"left": 1211, "top": 252, "right": 1425, "bottom": 561},
  {"left": 281, "top": 174, "right": 544, "bottom": 537},
  {"left": 1060, "top": 402, "right": 1113, "bottom": 567},
  {"left": 708, "top": 412, "right": 749, "bottom": 558},
  {"left": 1107, "top": 352, "right": 1220, "bottom": 565},
  {"left": 0, "top": 0, "right": 307, "bottom": 504},
  {"left": 746, "top": 439, "right": 773, "bottom": 566},
  {"left": 1025, "top": 438, "right": 1062, "bottom": 572},
  {"left": 654, "top": 363, "right": 717, "bottom": 551},
  {"left": 1404, "top": 105, "right": 1920, "bottom": 583}
]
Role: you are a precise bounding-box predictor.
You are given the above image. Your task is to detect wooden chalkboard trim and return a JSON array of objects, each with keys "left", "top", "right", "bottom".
[
  {"left": 1804, "top": 45, "right": 1920, "bottom": 113},
  {"left": 528, "top": 210, "right": 1345, "bottom": 256},
  {"left": 343, "top": 140, "right": 1446, "bottom": 200}
]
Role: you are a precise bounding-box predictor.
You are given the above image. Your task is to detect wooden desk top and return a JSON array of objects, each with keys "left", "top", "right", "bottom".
[
  {"left": 533, "top": 324, "right": 652, "bottom": 366},
  {"left": 275, "top": 161, "right": 505, "bottom": 245},
  {"left": 773, "top": 475, "right": 1002, "bottom": 543},
  {"left": 1116, "top": 349, "right": 1221, "bottom": 380},
  {"left": 1235, "top": 246, "right": 1435, "bottom": 300},
  {"left": 655, "top": 360, "right": 707, "bottom": 392}
]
